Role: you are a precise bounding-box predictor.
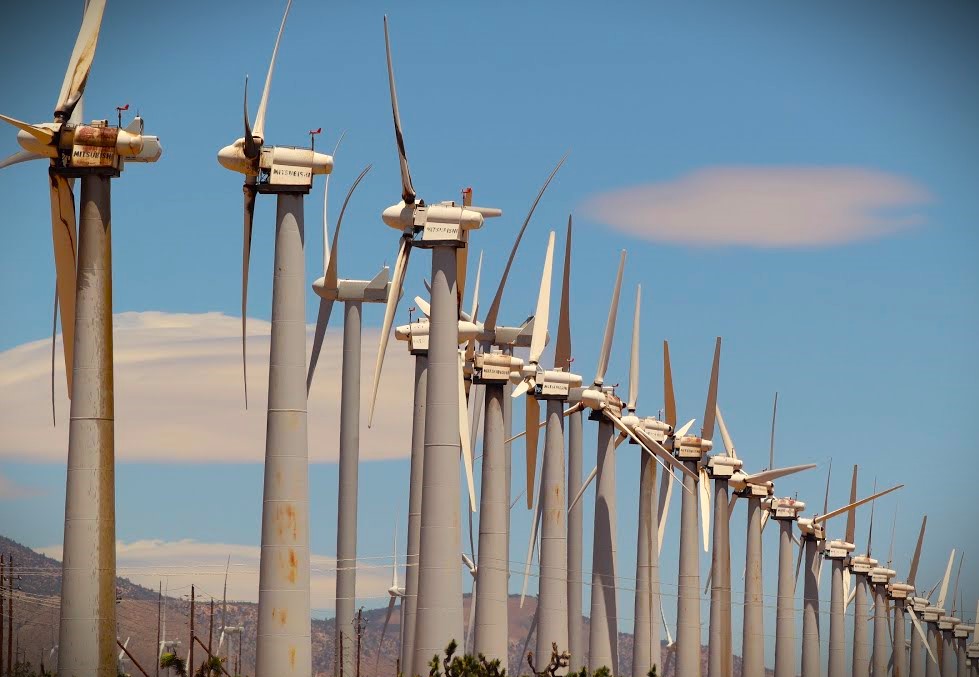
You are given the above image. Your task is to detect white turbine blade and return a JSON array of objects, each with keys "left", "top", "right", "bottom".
[
  {"left": 715, "top": 406, "right": 736, "bottom": 459},
  {"left": 569, "top": 465, "right": 598, "bottom": 513},
  {"left": 627, "top": 283, "right": 641, "bottom": 410},
  {"left": 520, "top": 482, "right": 544, "bottom": 606},
  {"left": 55, "top": 0, "right": 106, "bottom": 118},
  {"left": 907, "top": 607, "right": 938, "bottom": 664},
  {"left": 529, "top": 232, "right": 556, "bottom": 364},
  {"left": 414, "top": 295, "right": 431, "bottom": 317},
  {"left": 661, "top": 604, "right": 674, "bottom": 646},
  {"left": 0, "top": 114, "right": 53, "bottom": 143},
  {"left": 937, "top": 549, "right": 956, "bottom": 609},
  {"left": 727, "top": 493, "right": 739, "bottom": 521},
  {"left": 382, "top": 15, "right": 416, "bottom": 204},
  {"left": 0, "top": 149, "right": 43, "bottom": 169},
  {"left": 49, "top": 174, "right": 77, "bottom": 399},
  {"left": 793, "top": 539, "right": 805, "bottom": 591},
  {"left": 636, "top": 428, "right": 698, "bottom": 484},
  {"left": 594, "top": 250, "right": 626, "bottom": 385},
  {"left": 458, "top": 351, "right": 477, "bottom": 512},
  {"left": 746, "top": 463, "right": 817, "bottom": 485},
  {"left": 658, "top": 462, "right": 674, "bottom": 556},
  {"left": 241, "top": 180, "right": 257, "bottom": 408},
  {"left": 814, "top": 484, "right": 905, "bottom": 525},
  {"left": 675, "top": 419, "right": 696, "bottom": 438},
  {"left": 843, "top": 569, "right": 852, "bottom": 606},
  {"left": 470, "top": 251, "right": 482, "bottom": 320},
  {"left": 307, "top": 164, "right": 371, "bottom": 393},
  {"left": 254, "top": 0, "right": 293, "bottom": 139},
  {"left": 369, "top": 236, "right": 411, "bottom": 426},
  {"left": 319, "top": 132, "right": 346, "bottom": 273},
  {"left": 761, "top": 508, "right": 771, "bottom": 533},
  {"left": 699, "top": 466, "right": 711, "bottom": 552},
  {"left": 505, "top": 404, "right": 580, "bottom": 443},
  {"left": 483, "top": 155, "right": 567, "bottom": 332}
]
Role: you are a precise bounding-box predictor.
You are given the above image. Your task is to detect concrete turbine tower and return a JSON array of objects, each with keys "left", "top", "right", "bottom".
[
  {"left": 937, "top": 555, "right": 966, "bottom": 676},
  {"left": 217, "top": 3, "right": 335, "bottom": 673},
  {"left": 305, "top": 162, "right": 391, "bottom": 676},
  {"left": 1, "top": 2, "right": 163, "bottom": 673},
  {"left": 468, "top": 167, "right": 566, "bottom": 664},
  {"left": 916, "top": 549, "right": 956, "bottom": 677},
  {"left": 367, "top": 18, "right": 501, "bottom": 676},
  {"left": 792, "top": 466, "right": 903, "bottom": 677},
  {"left": 657, "top": 337, "right": 721, "bottom": 677},
  {"left": 567, "top": 284, "right": 691, "bottom": 676},
  {"left": 890, "top": 517, "right": 934, "bottom": 677},
  {"left": 702, "top": 402, "right": 815, "bottom": 677},
  {"left": 512, "top": 229, "right": 582, "bottom": 666}
]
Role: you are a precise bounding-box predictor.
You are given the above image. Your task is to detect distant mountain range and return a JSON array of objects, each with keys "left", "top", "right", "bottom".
[{"left": 0, "top": 536, "right": 768, "bottom": 676}]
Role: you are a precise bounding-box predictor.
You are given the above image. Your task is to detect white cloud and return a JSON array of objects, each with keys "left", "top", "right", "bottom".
[
  {"left": 579, "top": 166, "right": 931, "bottom": 247},
  {"left": 0, "top": 311, "right": 415, "bottom": 463},
  {"left": 37, "top": 539, "right": 395, "bottom": 611}
]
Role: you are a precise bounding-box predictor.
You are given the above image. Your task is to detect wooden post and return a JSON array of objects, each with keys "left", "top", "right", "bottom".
[
  {"left": 209, "top": 598, "right": 215, "bottom": 653},
  {"left": 157, "top": 582, "right": 162, "bottom": 677},
  {"left": 7, "top": 555, "right": 12, "bottom": 677},
  {"left": 355, "top": 608, "right": 364, "bottom": 677},
  {"left": 1, "top": 554, "right": 5, "bottom": 677},
  {"left": 190, "top": 585, "right": 195, "bottom": 674},
  {"left": 117, "top": 638, "right": 151, "bottom": 677}
]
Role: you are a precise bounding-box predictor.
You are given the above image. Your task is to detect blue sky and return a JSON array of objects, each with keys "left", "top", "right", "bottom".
[{"left": 1, "top": 0, "right": 977, "bottom": 664}]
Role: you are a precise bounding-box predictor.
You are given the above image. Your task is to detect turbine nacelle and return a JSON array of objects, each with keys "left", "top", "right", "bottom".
[
  {"left": 511, "top": 366, "right": 582, "bottom": 400},
  {"left": 394, "top": 318, "right": 480, "bottom": 343},
  {"left": 938, "top": 615, "right": 961, "bottom": 632},
  {"left": 954, "top": 623, "right": 973, "bottom": 640},
  {"left": 887, "top": 581, "right": 915, "bottom": 600},
  {"left": 638, "top": 417, "right": 672, "bottom": 444},
  {"left": 217, "top": 141, "right": 333, "bottom": 186},
  {"left": 312, "top": 267, "right": 390, "bottom": 304},
  {"left": 909, "top": 595, "right": 931, "bottom": 612},
  {"left": 823, "top": 538, "right": 855, "bottom": 560},
  {"left": 768, "top": 495, "right": 806, "bottom": 521},
  {"left": 675, "top": 434, "right": 712, "bottom": 460},
  {"left": 706, "top": 454, "right": 742, "bottom": 479},
  {"left": 381, "top": 200, "right": 495, "bottom": 244},
  {"left": 922, "top": 605, "right": 946, "bottom": 623},
  {"left": 796, "top": 517, "right": 825, "bottom": 541},
  {"left": 472, "top": 351, "right": 524, "bottom": 384},
  {"left": 868, "top": 566, "right": 896, "bottom": 585},
  {"left": 847, "top": 553, "right": 878, "bottom": 574}
]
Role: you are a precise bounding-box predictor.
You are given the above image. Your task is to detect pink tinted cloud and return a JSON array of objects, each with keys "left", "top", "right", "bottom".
[{"left": 580, "top": 166, "right": 931, "bottom": 247}]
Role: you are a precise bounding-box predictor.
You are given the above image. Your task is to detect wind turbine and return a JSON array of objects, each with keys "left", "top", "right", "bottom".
[
  {"left": 305, "top": 162, "right": 390, "bottom": 676},
  {"left": 792, "top": 465, "right": 903, "bottom": 677},
  {"left": 367, "top": 18, "right": 501, "bottom": 676},
  {"left": 891, "top": 517, "right": 935, "bottom": 677},
  {"left": 578, "top": 249, "right": 629, "bottom": 673},
  {"left": 694, "top": 401, "right": 812, "bottom": 677},
  {"left": 964, "top": 601, "right": 979, "bottom": 674},
  {"left": 1, "top": 3, "right": 163, "bottom": 673},
  {"left": 658, "top": 337, "right": 721, "bottom": 677},
  {"left": 375, "top": 528, "right": 406, "bottom": 676},
  {"left": 936, "top": 554, "right": 965, "bottom": 676},
  {"left": 579, "top": 283, "right": 691, "bottom": 676},
  {"left": 511, "top": 230, "right": 581, "bottom": 663},
  {"left": 867, "top": 509, "right": 901, "bottom": 677},
  {"left": 216, "top": 2, "right": 335, "bottom": 674},
  {"left": 466, "top": 166, "right": 565, "bottom": 665}
]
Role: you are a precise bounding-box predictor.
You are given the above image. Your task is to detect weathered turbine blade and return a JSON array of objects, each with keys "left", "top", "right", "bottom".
[
  {"left": 254, "top": 0, "right": 294, "bottom": 140},
  {"left": 55, "top": 0, "right": 106, "bottom": 119}
]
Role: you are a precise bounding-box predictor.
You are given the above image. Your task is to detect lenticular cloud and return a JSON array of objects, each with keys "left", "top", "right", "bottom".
[{"left": 580, "top": 166, "right": 931, "bottom": 248}]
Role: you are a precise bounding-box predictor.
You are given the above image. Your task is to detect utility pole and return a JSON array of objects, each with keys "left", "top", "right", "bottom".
[
  {"left": 338, "top": 622, "right": 345, "bottom": 677},
  {"left": 354, "top": 608, "right": 365, "bottom": 677},
  {"left": 1, "top": 554, "right": 4, "bottom": 677},
  {"left": 156, "top": 582, "right": 162, "bottom": 677},
  {"left": 190, "top": 585, "right": 195, "bottom": 675},
  {"left": 209, "top": 598, "right": 215, "bottom": 654},
  {"left": 7, "top": 555, "right": 12, "bottom": 677}
]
